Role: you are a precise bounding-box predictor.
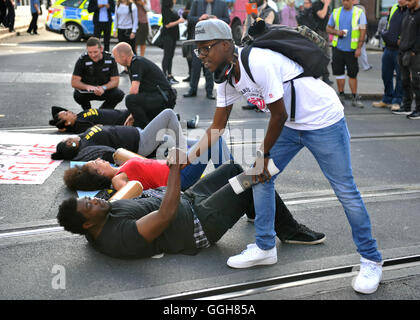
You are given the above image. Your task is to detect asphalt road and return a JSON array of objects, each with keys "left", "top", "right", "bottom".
[{"left": 1, "top": 30, "right": 420, "bottom": 304}]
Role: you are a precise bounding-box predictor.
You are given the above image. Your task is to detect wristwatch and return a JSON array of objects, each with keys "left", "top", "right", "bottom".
[
  {"left": 256, "top": 150, "right": 270, "bottom": 158},
  {"left": 101, "top": 85, "right": 107, "bottom": 91}
]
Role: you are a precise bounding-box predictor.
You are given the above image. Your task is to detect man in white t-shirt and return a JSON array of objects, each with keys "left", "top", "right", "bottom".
[{"left": 183, "top": 19, "right": 383, "bottom": 295}]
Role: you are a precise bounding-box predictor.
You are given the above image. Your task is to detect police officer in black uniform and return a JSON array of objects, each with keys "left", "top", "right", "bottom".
[
  {"left": 71, "top": 37, "right": 125, "bottom": 110},
  {"left": 112, "top": 42, "right": 177, "bottom": 129}
]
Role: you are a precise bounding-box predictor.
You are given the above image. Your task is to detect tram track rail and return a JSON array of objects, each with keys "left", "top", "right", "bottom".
[
  {"left": 1, "top": 184, "right": 419, "bottom": 241},
  {"left": 152, "top": 254, "right": 420, "bottom": 300}
]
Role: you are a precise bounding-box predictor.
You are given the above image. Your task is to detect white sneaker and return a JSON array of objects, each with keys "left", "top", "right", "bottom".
[
  {"left": 227, "top": 243, "right": 277, "bottom": 269},
  {"left": 352, "top": 257, "right": 383, "bottom": 294}
]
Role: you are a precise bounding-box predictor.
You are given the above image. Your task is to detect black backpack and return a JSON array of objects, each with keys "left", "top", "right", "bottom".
[{"left": 240, "top": 20, "right": 330, "bottom": 121}]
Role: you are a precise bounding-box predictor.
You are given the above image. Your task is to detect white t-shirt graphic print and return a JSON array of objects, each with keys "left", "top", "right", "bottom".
[{"left": 216, "top": 47, "right": 344, "bottom": 130}]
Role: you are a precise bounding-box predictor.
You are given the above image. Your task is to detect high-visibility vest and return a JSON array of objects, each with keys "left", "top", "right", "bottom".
[
  {"left": 331, "top": 6, "right": 363, "bottom": 50},
  {"left": 387, "top": 3, "right": 399, "bottom": 29}
]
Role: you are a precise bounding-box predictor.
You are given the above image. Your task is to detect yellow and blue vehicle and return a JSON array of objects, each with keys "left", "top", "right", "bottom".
[{"left": 45, "top": 0, "right": 162, "bottom": 42}]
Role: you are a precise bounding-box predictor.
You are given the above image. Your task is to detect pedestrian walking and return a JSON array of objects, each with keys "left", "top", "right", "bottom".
[
  {"left": 326, "top": 0, "right": 367, "bottom": 108},
  {"left": 133, "top": 0, "right": 150, "bottom": 57},
  {"left": 395, "top": 0, "right": 420, "bottom": 119},
  {"left": 372, "top": 0, "right": 406, "bottom": 112},
  {"left": 114, "top": 0, "right": 138, "bottom": 55},
  {"left": 88, "top": 0, "right": 115, "bottom": 52},
  {"left": 5, "top": 0, "right": 15, "bottom": 32},
  {"left": 27, "top": 0, "right": 41, "bottom": 35},
  {"left": 161, "top": 0, "right": 185, "bottom": 84}
]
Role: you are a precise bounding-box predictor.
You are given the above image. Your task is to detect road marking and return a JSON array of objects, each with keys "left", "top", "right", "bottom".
[{"left": 0, "top": 71, "right": 71, "bottom": 83}]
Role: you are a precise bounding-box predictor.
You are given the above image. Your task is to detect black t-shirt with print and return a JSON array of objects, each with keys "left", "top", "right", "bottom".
[
  {"left": 128, "top": 56, "right": 172, "bottom": 93},
  {"left": 78, "top": 125, "right": 140, "bottom": 153},
  {"left": 73, "top": 51, "right": 119, "bottom": 86},
  {"left": 85, "top": 189, "right": 197, "bottom": 259},
  {"left": 71, "top": 108, "right": 131, "bottom": 134}
]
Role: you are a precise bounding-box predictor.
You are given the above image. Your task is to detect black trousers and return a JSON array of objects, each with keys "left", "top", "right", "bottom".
[
  {"left": 73, "top": 88, "right": 125, "bottom": 110},
  {"left": 94, "top": 22, "right": 112, "bottom": 52},
  {"left": 184, "top": 163, "right": 299, "bottom": 244},
  {"left": 5, "top": 0, "right": 14, "bottom": 31},
  {"left": 27, "top": 12, "right": 38, "bottom": 34},
  {"left": 117, "top": 28, "right": 136, "bottom": 53},
  {"left": 162, "top": 34, "right": 177, "bottom": 76},
  {"left": 399, "top": 53, "right": 420, "bottom": 112},
  {"left": 125, "top": 91, "right": 172, "bottom": 129}
]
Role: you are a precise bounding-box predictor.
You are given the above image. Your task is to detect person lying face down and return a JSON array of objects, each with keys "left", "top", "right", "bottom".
[
  {"left": 57, "top": 161, "right": 325, "bottom": 260},
  {"left": 63, "top": 134, "right": 232, "bottom": 192},
  {"left": 50, "top": 109, "right": 188, "bottom": 162},
  {"left": 49, "top": 106, "right": 131, "bottom": 134}
]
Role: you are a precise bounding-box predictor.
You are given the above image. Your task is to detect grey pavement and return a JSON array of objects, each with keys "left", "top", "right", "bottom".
[
  {"left": 0, "top": 4, "right": 47, "bottom": 40},
  {"left": 0, "top": 27, "right": 419, "bottom": 304}
]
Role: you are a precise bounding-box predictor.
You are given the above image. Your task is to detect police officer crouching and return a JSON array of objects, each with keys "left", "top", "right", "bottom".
[
  {"left": 112, "top": 42, "right": 177, "bottom": 129},
  {"left": 71, "top": 37, "right": 125, "bottom": 110}
]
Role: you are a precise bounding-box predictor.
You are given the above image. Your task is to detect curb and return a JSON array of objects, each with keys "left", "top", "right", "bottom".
[{"left": 0, "top": 25, "right": 45, "bottom": 41}]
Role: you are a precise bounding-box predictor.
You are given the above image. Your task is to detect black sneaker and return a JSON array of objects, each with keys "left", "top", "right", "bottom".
[
  {"left": 281, "top": 224, "right": 326, "bottom": 245},
  {"left": 392, "top": 109, "right": 411, "bottom": 115},
  {"left": 187, "top": 115, "right": 199, "bottom": 128},
  {"left": 407, "top": 110, "right": 420, "bottom": 119}
]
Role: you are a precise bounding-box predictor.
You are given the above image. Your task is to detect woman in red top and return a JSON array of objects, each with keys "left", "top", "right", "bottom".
[{"left": 64, "top": 137, "right": 232, "bottom": 192}]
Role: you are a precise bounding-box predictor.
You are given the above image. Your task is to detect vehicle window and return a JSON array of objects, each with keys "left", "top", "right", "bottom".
[{"left": 61, "top": 0, "right": 85, "bottom": 8}]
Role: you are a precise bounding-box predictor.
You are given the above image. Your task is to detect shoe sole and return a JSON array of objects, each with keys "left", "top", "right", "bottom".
[
  {"left": 227, "top": 256, "right": 277, "bottom": 269},
  {"left": 351, "top": 276, "right": 381, "bottom": 294},
  {"left": 282, "top": 235, "right": 326, "bottom": 245},
  {"left": 392, "top": 111, "right": 411, "bottom": 115}
]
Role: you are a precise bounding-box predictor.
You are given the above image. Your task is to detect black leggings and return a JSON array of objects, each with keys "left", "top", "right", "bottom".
[{"left": 162, "top": 34, "right": 177, "bottom": 76}]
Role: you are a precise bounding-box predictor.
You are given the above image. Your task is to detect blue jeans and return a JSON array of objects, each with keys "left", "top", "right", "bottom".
[
  {"left": 180, "top": 137, "right": 233, "bottom": 190},
  {"left": 252, "top": 118, "right": 382, "bottom": 262},
  {"left": 382, "top": 47, "right": 403, "bottom": 105}
]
